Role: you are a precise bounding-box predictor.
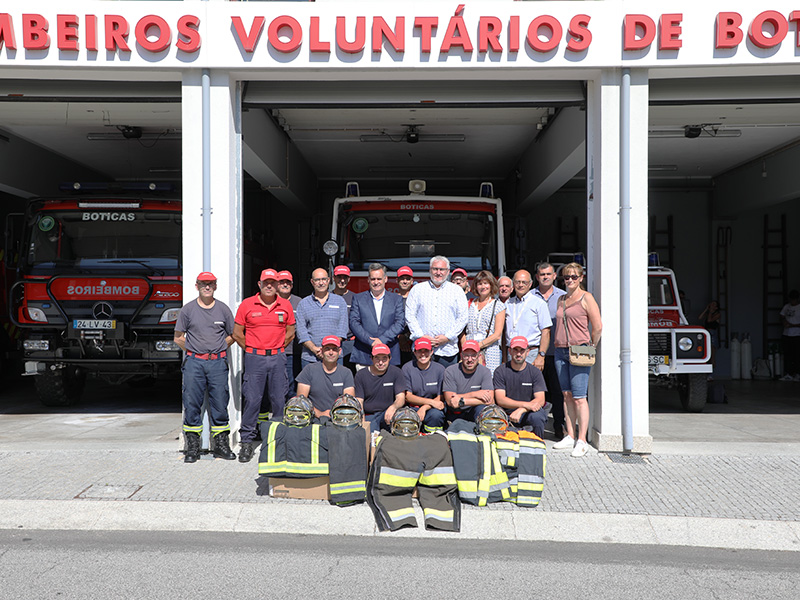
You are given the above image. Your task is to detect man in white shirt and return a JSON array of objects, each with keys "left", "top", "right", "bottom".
[
  {"left": 405, "top": 255, "right": 468, "bottom": 367},
  {"left": 505, "top": 269, "right": 553, "bottom": 370}
]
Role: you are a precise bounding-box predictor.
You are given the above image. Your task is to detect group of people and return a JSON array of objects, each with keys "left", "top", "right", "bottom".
[{"left": 174, "top": 255, "right": 602, "bottom": 464}]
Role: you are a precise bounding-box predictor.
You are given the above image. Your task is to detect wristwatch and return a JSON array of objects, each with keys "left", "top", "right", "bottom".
[
  {"left": 458, "top": 397, "right": 466, "bottom": 410},
  {"left": 538, "top": 351, "right": 546, "bottom": 357}
]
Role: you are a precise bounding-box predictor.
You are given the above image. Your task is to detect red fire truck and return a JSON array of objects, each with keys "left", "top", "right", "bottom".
[
  {"left": 324, "top": 180, "right": 507, "bottom": 289},
  {"left": 4, "top": 186, "right": 183, "bottom": 406}
]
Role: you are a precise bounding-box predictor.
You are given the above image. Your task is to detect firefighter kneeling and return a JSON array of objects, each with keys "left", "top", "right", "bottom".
[
  {"left": 257, "top": 394, "right": 369, "bottom": 506},
  {"left": 367, "top": 408, "right": 461, "bottom": 532},
  {"left": 447, "top": 406, "right": 547, "bottom": 507}
]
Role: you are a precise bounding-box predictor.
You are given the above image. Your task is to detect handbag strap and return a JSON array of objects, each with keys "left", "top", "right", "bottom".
[
  {"left": 484, "top": 299, "right": 498, "bottom": 337},
  {"left": 560, "top": 296, "right": 572, "bottom": 347}
]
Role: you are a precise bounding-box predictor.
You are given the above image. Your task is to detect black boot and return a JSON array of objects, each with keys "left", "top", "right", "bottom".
[
  {"left": 238, "top": 441, "right": 254, "bottom": 463},
  {"left": 184, "top": 432, "right": 201, "bottom": 463},
  {"left": 213, "top": 431, "right": 236, "bottom": 460}
]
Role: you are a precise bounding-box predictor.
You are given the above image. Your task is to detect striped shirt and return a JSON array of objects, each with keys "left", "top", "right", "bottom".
[
  {"left": 405, "top": 280, "right": 468, "bottom": 358},
  {"left": 296, "top": 293, "right": 349, "bottom": 362}
]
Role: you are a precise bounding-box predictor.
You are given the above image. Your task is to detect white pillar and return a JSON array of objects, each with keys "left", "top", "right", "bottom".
[
  {"left": 182, "top": 71, "right": 243, "bottom": 443},
  {"left": 586, "top": 69, "right": 652, "bottom": 453}
]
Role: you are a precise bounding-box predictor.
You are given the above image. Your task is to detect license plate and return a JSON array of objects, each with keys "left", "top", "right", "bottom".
[
  {"left": 73, "top": 320, "right": 116, "bottom": 330},
  {"left": 648, "top": 355, "right": 669, "bottom": 366}
]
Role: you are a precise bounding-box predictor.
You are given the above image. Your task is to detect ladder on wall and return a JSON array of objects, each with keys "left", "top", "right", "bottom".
[
  {"left": 715, "top": 225, "right": 732, "bottom": 349},
  {"left": 763, "top": 214, "right": 788, "bottom": 357},
  {"left": 649, "top": 215, "right": 674, "bottom": 268}
]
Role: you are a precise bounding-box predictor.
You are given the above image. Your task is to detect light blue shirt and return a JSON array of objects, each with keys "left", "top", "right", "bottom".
[
  {"left": 296, "top": 292, "right": 349, "bottom": 362},
  {"left": 505, "top": 291, "right": 553, "bottom": 362}
]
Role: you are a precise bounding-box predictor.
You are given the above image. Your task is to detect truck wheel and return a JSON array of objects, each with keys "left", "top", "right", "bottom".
[
  {"left": 34, "top": 367, "right": 86, "bottom": 407},
  {"left": 677, "top": 374, "right": 707, "bottom": 412}
]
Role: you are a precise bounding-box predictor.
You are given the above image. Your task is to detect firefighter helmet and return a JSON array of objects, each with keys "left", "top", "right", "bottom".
[
  {"left": 477, "top": 405, "right": 509, "bottom": 434},
  {"left": 331, "top": 394, "right": 362, "bottom": 429},
  {"left": 284, "top": 395, "right": 314, "bottom": 427},
  {"left": 391, "top": 407, "right": 421, "bottom": 438}
]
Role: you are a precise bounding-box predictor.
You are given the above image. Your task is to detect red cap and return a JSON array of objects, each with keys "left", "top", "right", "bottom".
[
  {"left": 508, "top": 336, "right": 529, "bottom": 349},
  {"left": 452, "top": 268, "right": 468, "bottom": 278},
  {"left": 397, "top": 266, "right": 414, "bottom": 277},
  {"left": 321, "top": 335, "right": 341, "bottom": 348},
  {"left": 196, "top": 272, "right": 217, "bottom": 282},
  {"left": 260, "top": 268, "right": 279, "bottom": 281},
  {"left": 277, "top": 270, "right": 293, "bottom": 282},
  {"left": 413, "top": 337, "right": 432, "bottom": 351},
  {"left": 372, "top": 343, "right": 391, "bottom": 356},
  {"left": 461, "top": 340, "right": 481, "bottom": 353},
  {"left": 333, "top": 265, "right": 351, "bottom": 276}
]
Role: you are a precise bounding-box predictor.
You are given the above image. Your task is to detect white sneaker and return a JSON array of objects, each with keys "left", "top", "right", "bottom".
[
  {"left": 571, "top": 440, "right": 589, "bottom": 458},
  {"left": 553, "top": 435, "right": 575, "bottom": 449},
  {"left": 780, "top": 374, "right": 794, "bottom": 381}
]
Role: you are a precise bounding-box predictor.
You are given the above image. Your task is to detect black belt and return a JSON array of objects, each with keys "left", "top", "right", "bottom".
[{"left": 246, "top": 347, "right": 284, "bottom": 356}]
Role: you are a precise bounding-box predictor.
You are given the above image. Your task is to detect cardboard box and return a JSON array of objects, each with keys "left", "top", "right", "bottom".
[{"left": 268, "top": 422, "right": 371, "bottom": 500}]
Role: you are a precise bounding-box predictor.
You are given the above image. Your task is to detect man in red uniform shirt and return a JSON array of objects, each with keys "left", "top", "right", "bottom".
[{"left": 232, "top": 269, "right": 296, "bottom": 462}]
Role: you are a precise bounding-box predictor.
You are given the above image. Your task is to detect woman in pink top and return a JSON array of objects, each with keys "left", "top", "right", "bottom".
[{"left": 552, "top": 263, "right": 602, "bottom": 458}]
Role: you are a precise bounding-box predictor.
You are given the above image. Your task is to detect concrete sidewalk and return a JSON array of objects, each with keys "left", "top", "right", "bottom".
[{"left": 1, "top": 444, "right": 798, "bottom": 551}]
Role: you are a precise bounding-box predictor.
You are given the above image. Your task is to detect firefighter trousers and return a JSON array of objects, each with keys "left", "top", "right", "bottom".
[{"left": 367, "top": 433, "right": 461, "bottom": 532}]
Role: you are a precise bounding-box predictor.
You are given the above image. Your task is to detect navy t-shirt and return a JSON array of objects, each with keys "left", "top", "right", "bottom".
[
  {"left": 492, "top": 362, "right": 547, "bottom": 401},
  {"left": 402, "top": 360, "right": 445, "bottom": 399},
  {"left": 296, "top": 362, "right": 354, "bottom": 413},
  {"left": 354, "top": 365, "right": 406, "bottom": 414}
]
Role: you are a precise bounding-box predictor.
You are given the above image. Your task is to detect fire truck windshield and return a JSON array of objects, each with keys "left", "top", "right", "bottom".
[
  {"left": 337, "top": 209, "right": 498, "bottom": 273},
  {"left": 25, "top": 210, "right": 181, "bottom": 272},
  {"left": 648, "top": 275, "right": 676, "bottom": 307}
]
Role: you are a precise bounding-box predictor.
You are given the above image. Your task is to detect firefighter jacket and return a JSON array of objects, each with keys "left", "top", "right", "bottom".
[
  {"left": 367, "top": 432, "right": 461, "bottom": 532},
  {"left": 325, "top": 422, "right": 368, "bottom": 506},
  {"left": 257, "top": 420, "right": 329, "bottom": 478},
  {"left": 446, "top": 419, "right": 546, "bottom": 507}
]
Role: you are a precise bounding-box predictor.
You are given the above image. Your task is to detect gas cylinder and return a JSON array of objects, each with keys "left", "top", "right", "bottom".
[
  {"left": 741, "top": 334, "right": 752, "bottom": 380},
  {"left": 730, "top": 334, "right": 741, "bottom": 379}
]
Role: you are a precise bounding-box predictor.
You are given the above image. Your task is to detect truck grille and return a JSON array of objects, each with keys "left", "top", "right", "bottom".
[{"left": 648, "top": 332, "right": 671, "bottom": 355}]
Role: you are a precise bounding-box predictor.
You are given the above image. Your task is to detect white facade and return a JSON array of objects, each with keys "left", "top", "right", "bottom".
[{"left": 4, "top": 1, "right": 800, "bottom": 451}]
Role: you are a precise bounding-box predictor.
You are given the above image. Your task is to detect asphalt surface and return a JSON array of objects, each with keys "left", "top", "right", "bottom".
[{"left": 1, "top": 376, "right": 799, "bottom": 552}]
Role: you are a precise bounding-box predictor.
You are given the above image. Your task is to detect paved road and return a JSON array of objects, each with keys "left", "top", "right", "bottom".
[{"left": 1, "top": 530, "right": 798, "bottom": 600}]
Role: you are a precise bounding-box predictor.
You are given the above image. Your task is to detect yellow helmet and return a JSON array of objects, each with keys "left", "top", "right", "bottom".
[
  {"left": 331, "top": 394, "right": 362, "bottom": 429},
  {"left": 284, "top": 395, "right": 314, "bottom": 427},
  {"left": 477, "top": 405, "right": 509, "bottom": 434},
  {"left": 391, "top": 407, "right": 421, "bottom": 438}
]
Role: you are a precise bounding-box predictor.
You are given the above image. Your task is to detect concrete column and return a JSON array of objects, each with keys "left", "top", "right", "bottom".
[
  {"left": 586, "top": 69, "right": 652, "bottom": 453},
  {"left": 181, "top": 71, "right": 243, "bottom": 443}
]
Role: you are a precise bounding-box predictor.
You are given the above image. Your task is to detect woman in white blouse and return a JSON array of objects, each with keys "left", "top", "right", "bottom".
[{"left": 462, "top": 270, "right": 506, "bottom": 375}]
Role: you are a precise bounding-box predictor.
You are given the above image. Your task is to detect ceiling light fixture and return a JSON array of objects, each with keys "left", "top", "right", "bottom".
[
  {"left": 86, "top": 130, "right": 182, "bottom": 141},
  {"left": 649, "top": 124, "right": 742, "bottom": 139},
  {"left": 360, "top": 124, "right": 465, "bottom": 143}
]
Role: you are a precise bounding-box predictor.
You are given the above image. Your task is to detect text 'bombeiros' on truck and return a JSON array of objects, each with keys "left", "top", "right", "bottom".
[
  {"left": 322, "top": 180, "right": 507, "bottom": 292},
  {"left": 4, "top": 183, "right": 183, "bottom": 406}
]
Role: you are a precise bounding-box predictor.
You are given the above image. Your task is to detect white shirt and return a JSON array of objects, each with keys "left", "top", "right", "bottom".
[
  {"left": 371, "top": 290, "right": 385, "bottom": 324},
  {"left": 505, "top": 291, "right": 553, "bottom": 362},
  {"left": 405, "top": 280, "right": 468, "bottom": 357}
]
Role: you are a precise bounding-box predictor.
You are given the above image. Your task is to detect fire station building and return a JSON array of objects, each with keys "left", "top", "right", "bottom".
[{"left": 2, "top": 1, "right": 799, "bottom": 453}]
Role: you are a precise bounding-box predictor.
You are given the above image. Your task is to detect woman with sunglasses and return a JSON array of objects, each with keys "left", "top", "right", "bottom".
[{"left": 552, "top": 263, "right": 602, "bottom": 457}]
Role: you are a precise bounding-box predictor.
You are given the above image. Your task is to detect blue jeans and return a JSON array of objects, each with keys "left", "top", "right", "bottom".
[
  {"left": 416, "top": 407, "right": 446, "bottom": 432},
  {"left": 514, "top": 406, "right": 548, "bottom": 438},
  {"left": 434, "top": 353, "right": 459, "bottom": 368},
  {"left": 241, "top": 352, "right": 287, "bottom": 443},
  {"left": 554, "top": 347, "right": 591, "bottom": 399},
  {"left": 365, "top": 410, "right": 389, "bottom": 434},
  {"left": 445, "top": 404, "right": 488, "bottom": 423},
  {"left": 182, "top": 355, "right": 230, "bottom": 433}
]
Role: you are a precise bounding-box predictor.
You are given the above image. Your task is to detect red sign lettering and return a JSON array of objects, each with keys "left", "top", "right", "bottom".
[
  {"left": 414, "top": 17, "right": 437, "bottom": 54},
  {"left": 527, "top": 15, "right": 562, "bottom": 53},
  {"left": 57, "top": 14, "right": 79, "bottom": 51},
  {"left": 748, "top": 10, "right": 788, "bottom": 49},
  {"left": 659, "top": 13, "right": 682, "bottom": 50},
  {"left": 337, "top": 16, "right": 365, "bottom": 54},
  {"left": 176, "top": 15, "right": 201, "bottom": 53},
  {"left": 23, "top": 14, "right": 49, "bottom": 50},
  {"left": 479, "top": 17, "right": 502, "bottom": 53},
  {"left": 0, "top": 13, "right": 18, "bottom": 50},
  {"left": 232, "top": 16, "right": 264, "bottom": 53},
  {"left": 567, "top": 14, "right": 592, "bottom": 52},
  {"left": 268, "top": 16, "right": 301, "bottom": 53},
  {"left": 105, "top": 15, "right": 129, "bottom": 52},
  {"left": 135, "top": 15, "right": 171, "bottom": 53},
  {"left": 716, "top": 12, "right": 743, "bottom": 49},
  {"left": 623, "top": 14, "right": 656, "bottom": 51},
  {"left": 372, "top": 16, "right": 404, "bottom": 53}
]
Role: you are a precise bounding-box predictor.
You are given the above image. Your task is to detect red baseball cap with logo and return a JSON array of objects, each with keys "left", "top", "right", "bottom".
[
  {"left": 277, "top": 270, "right": 293, "bottom": 282},
  {"left": 372, "top": 343, "right": 391, "bottom": 356},
  {"left": 461, "top": 340, "right": 481, "bottom": 353},
  {"left": 333, "top": 265, "right": 351, "bottom": 276},
  {"left": 321, "top": 335, "right": 341, "bottom": 348},
  {"left": 397, "top": 266, "right": 414, "bottom": 277},
  {"left": 260, "top": 268, "right": 279, "bottom": 281},
  {"left": 196, "top": 272, "right": 217, "bottom": 282},
  {"left": 413, "top": 337, "right": 432, "bottom": 351},
  {"left": 452, "top": 268, "right": 468, "bottom": 278},
  {"left": 508, "top": 336, "right": 529, "bottom": 349}
]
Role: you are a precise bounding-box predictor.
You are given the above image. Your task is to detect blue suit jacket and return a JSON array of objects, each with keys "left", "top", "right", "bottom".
[{"left": 349, "top": 290, "right": 406, "bottom": 366}]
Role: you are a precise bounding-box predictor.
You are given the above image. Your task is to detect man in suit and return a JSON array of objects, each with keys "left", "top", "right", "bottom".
[{"left": 349, "top": 263, "right": 406, "bottom": 369}]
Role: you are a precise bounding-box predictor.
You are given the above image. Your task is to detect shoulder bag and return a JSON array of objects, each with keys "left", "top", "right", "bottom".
[{"left": 561, "top": 295, "right": 596, "bottom": 367}]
